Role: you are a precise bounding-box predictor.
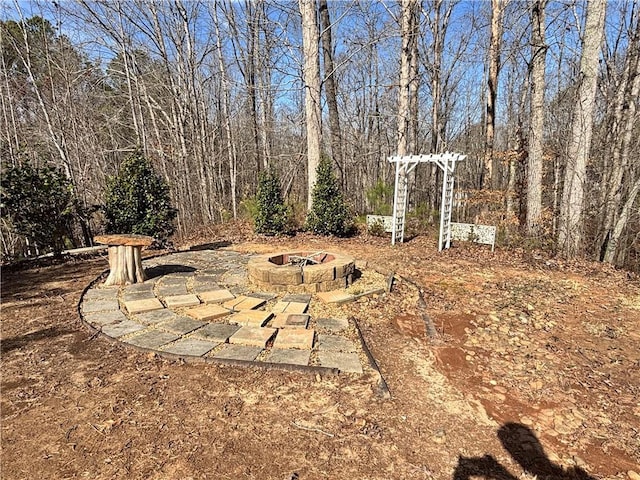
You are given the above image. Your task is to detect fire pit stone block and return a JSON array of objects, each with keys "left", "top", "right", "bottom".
[
  {"left": 303, "top": 263, "right": 336, "bottom": 283},
  {"left": 269, "top": 266, "right": 303, "bottom": 286}
]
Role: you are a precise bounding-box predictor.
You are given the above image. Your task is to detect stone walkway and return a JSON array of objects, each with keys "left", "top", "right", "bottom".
[{"left": 80, "top": 250, "right": 364, "bottom": 374}]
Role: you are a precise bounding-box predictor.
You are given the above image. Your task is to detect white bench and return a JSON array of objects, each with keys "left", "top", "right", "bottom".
[
  {"left": 450, "top": 222, "right": 496, "bottom": 251},
  {"left": 366, "top": 215, "right": 394, "bottom": 233}
]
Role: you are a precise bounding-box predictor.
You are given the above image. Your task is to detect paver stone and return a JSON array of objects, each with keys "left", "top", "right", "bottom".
[
  {"left": 246, "top": 292, "right": 278, "bottom": 301},
  {"left": 264, "top": 348, "right": 311, "bottom": 366},
  {"left": 223, "top": 295, "right": 266, "bottom": 311},
  {"left": 229, "top": 326, "right": 276, "bottom": 348},
  {"left": 316, "top": 334, "right": 357, "bottom": 353},
  {"left": 316, "top": 290, "right": 354, "bottom": 304},
  {"left": 159, "top": 316, "right": 206, "bottom": 335},
  {"left": 124, "top": 330, "right": 180, "bottom": 349},
  {"left": 161, "top": 338, "right": 218, "bottom": 357},
  {"left": 123, "top": 290, "right": 157, "bottom": 302},
  {"left": 213, "top": 344, "right": 262, "bottom": 362},
  {"left": 198, "top": 289, "right": 235, "bottom": 304},
  {"left": 317, "top": 351, "right": 363, "bottom": 374},
  {"left": 191, "top": 323, "right": 240, "bottom": 343},
  {"left": 316, "top": 317, "right": 349, "bottom": 332},
  {"left": 83, "top": 310, "right": 128, "bottom": 327},
  {"left": 186, "top": 304, "right": 230, "bottom": 321},
  {"left": 271, "top": 301, "right": 308, "bottom": 314},
  {"left": 164, "top": 294, "right": 201, "bottom": 308},
  {"left": 82, "top": 299, "right": 120, "bottom": 313},
  {"left": 271, "top": 313, "right": 310, "bottom": 329},
  {"left": 228, "top": 310, "right": 272, "bottom": 327},
  {"left": 83, "top": 288, "right": 119, "bottom": 301},
  {"left": 281, "top": 294, "right": 312, "bottom": 303},
  {"left": 101, "top": 320, "right": 146, "bottom": 338},
  {"left": 123, "top": 282, "right": 155, "bottom": 293},
  {"left": 157, "top": 285, "right": 189, "bottom": 297},
  {"left": 124, "top": 298, "right": 164, "bottom": 314},
  {"left": 273, "top": 329, "right": 315, "bottom": 350},
  {"left": 135, "top": 309, "right": 179, "bottom": 325}
]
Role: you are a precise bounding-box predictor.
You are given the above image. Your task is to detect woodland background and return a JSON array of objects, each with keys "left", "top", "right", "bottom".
[{"left": 1, "top": 0, "right": 638, "bottom": 271}]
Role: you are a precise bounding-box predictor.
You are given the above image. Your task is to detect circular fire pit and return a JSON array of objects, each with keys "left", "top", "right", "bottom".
[{"left": 247, "top": 251, "right": 355, "bottom": 293}]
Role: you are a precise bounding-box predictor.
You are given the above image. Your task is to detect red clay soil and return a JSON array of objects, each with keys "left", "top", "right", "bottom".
[{"left": 2, "top": 224, "right": 639, "bottom": 479}]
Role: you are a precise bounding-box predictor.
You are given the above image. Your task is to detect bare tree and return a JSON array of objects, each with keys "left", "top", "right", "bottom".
[
  {"left": 558, "top": 0, "right": 606, "bottom": 257},
  {"left": 319, "top": 0, "right": 344, "bottom": 186},
  {"left": 397, "top": 0, "right": 419, "bottom": 156},
  {"left": 603, "top": 7, "right": 640, "bottom": 263},
  {"left": 483, "top": 0, "right": 505, "bottom": 189},
  {"left": 299, "top": 0, "right": 322, "bottom": 209},
  {"left": 526, "top": 0, "right": 547, "bottom": 235}
]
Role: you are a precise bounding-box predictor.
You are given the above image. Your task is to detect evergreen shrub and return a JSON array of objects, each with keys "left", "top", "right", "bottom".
[
  {"left": 103, "top": 151, "right": 177, "bottom": 243},
  {"left": 305, "top": 157, "right": 353, "bottom": 236},
  {"left": 0, "top": 160, "right": 74, "bottom": 255},
  {"left": 366, "top": 179, "right": 393, "bottom": 215},
  {"left": 254, "top": 168, "right": 289, "bottom": 235}
]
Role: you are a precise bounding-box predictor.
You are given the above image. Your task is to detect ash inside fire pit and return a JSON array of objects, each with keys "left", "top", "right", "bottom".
[{"left": 248, "top": 251, "right": 354, "bottom": 293}]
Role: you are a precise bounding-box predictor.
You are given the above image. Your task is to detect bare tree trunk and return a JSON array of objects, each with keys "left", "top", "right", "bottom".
[
  {"left": 13, "top": 14, "right": 69, "bottom": 171},
  {"left": 526, "top": 0, "right": 547, "bottom": 235},
  {"left": 425, "top": 0, "right": 456, "bottom": 216},
  {"left": 299, "top": 0, "right": 322, "bottom": 209},
  {"left": 397, "top": 0, "right": 418, "bottom": 157},
  {"left": 558, "top": 0, "right": 606, "bottom": 257},
  {"left": 0, "top": 25, "right": 20, "bottom": 164},
  {"left": 604, "top": 176, "right": 640, "bottom": 264},
  {"left": 483, "top": 0, "right": 504, "bottom": 189},
  {"left": 429, "top": 0, "right": 445, "bottom": 154},
  {"left": 257, "top": 1, "right": 273, "bottom": 170},
  {"left": 408, "top": 15, "right": 419, "bottom": 156},
  {"left": 507, "top": 82, "right": 528, "bottom": 219},
  {"left": 319, "top": 0, "right": 344, "bottom": 185},
  {"left": 600, "top": 14, "right": 640, "bottom": 258},
  {"left": 213, "top": 1, "right": 238, "bottom": 219},
  {"left": 246, "top": 0, "right": 262, "bottom": 173}
]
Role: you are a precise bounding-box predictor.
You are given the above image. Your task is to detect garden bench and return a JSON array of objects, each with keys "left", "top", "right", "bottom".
[{"left": 94, "top": 234, "right": 154, "bottom": 285}]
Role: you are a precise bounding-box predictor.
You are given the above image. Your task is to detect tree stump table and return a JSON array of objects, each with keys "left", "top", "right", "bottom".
[{"left": 94, "top": 234, "right": 154, "bottom": 286}]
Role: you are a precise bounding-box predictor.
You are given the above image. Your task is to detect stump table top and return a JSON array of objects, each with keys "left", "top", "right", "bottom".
[{"left": 94, "top": 234, "right": 154, "bottom": 247}]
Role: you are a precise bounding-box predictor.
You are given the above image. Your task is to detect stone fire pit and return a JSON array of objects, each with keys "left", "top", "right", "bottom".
[{"left": 247, "top": 251, "right": 355, "bottom": 293}]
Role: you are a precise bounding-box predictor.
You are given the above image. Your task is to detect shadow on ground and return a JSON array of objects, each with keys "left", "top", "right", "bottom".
[
  {"left": 188, "top": 241, "right": 232, "bottom": 251},
  {"left": 453, "top": 423, "right": 595, "bottom": 480},
  {"left": 1, "top": 326, "right": 75, "bottom": 355},
  {"left": 145, "top": 264, "right": 197, "bottom": 279}
]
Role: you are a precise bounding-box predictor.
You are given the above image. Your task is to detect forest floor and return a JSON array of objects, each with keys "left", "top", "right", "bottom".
[{"left": 2, "top": 222, "right": 639, "bottom": 480}]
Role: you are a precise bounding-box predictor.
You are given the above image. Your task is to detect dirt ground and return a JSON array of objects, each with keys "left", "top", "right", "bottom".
[{"left": 2, "top": 224, "right": 639, "bottom": 479}]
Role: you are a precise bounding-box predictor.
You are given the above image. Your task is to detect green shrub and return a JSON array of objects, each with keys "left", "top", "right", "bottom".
[
  {"left": 0, "top": 160, "right": 74, "bottom": 255},
  {"left": 239, "top": 197, "right": 259, "bottom": 222},
  {"left": 368, "top": 218, "right": 387, "bottom": 237},
  {"left": 366, "top": 179, "right": 393, "bottom": 215},
  {"left": 305, "top": 157, "right": 353, "bottom": 236},
  {"left": 254, "top": 168, "right": 289, "bottom": 235},
  {"left": 103, "top": 151, "right": 177, "bottom": 243}
]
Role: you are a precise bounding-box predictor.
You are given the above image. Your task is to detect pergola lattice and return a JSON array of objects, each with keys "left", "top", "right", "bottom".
[{"left": 389, "top": 153, "right": 466, "bottom": 250}]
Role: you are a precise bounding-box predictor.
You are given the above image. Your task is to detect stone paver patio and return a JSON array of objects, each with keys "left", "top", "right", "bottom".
[{"left": 80, "top": 249, "right": 372, "bottom": 374}]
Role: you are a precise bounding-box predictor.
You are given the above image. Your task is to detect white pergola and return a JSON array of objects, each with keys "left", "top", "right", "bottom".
[{"left": 389, "top": 153, "right": 466, "bottom": 250}]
